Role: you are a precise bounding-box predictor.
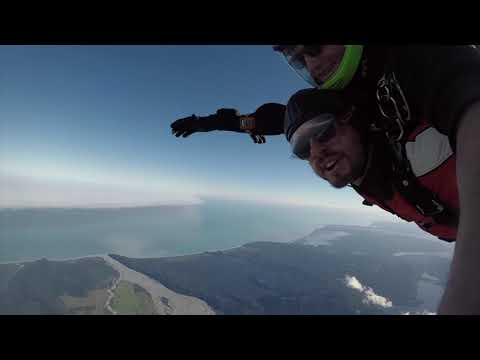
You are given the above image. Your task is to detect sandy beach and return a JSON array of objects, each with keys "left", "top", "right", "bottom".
[{"left": 102, "top": 255, "right": 215, "bottom": 315}]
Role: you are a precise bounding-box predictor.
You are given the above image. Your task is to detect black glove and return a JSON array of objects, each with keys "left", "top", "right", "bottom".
[
  {"left": 170, "top": 109, "right": 241, "bottom": 138},
  {"left": 170, "top": 114, "right": 215, "bottom": 138}
]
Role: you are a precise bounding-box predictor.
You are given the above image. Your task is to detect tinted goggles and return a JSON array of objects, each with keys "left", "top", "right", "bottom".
[{"left": 290, "top": 114, "right": 337, "bottom": 160}]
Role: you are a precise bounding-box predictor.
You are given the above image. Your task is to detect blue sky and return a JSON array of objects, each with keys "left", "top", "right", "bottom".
[{"left": 0, "top": 45, "right": 390, "bottom": 215}]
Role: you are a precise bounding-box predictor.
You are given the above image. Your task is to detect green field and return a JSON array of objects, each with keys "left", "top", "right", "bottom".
[
  {"left": 0, "top": 258, "right": 118, "bottom": 315},
  {"left": 111, "top": 281, "right": 157, "bottom": 315},
  {"left": 61, "top": 289, "right": 110, "bottom": 315}
]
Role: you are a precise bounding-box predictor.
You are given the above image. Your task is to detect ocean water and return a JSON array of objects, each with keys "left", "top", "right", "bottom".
[{"left": 0, "top": 199, "right": 384, "bottom": 262}]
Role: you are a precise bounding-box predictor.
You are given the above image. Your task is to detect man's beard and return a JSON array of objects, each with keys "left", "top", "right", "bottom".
[
  {"left": 312, "top": 154, "right": 366, "bottom": 189},
  {"left": 329, "top": 177, "right": 351, "bottom": 189}
]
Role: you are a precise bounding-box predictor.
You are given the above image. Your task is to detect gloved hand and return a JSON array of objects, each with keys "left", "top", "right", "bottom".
[
  {"left": 170, "top": 114, "right": 215, "bottom": 138},
  {"left": 171, "top": 108, "right": 241, "bottom": 138}
]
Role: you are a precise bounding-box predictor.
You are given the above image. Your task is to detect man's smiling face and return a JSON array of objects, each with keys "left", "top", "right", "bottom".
[{"left": 307, "top": 114, "right": 367, "bottom": 188}]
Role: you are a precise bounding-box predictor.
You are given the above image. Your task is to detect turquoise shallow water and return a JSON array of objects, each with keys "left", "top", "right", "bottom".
[{"left": 0, "top": 199, "right": 382, "bottom": 262}]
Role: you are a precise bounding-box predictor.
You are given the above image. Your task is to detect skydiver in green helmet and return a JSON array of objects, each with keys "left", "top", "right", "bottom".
[{"left": 171, "top": 45, "right": 480, "bottom": 315}]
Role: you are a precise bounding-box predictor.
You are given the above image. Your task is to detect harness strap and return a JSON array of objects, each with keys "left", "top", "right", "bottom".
[
  {"left": 374, "top": 50, "right": 458, "bottom": 228},
  {"left": 388, "top": 131, "right": 459, "bottom": 228}
]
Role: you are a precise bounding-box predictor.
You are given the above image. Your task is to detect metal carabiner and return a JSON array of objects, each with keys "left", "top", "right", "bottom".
[
  {"left": 388, "top": 96, "right": 405, "bottom": 141},
  {"left": 377, "top": 76, "right": 395, "bottom": 120},
  {"left": 376, "top": 72, "right": 407, "bottom": 141},
  {"left": 391, "top": 72, "right": 411, "bottom": 122}
]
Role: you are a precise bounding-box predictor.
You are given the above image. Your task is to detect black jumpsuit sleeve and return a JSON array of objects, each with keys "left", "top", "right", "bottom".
[
  {"left": 248, "top": 103, "right": 286, "bottom": 135},
  {"left": 392, "top": 45, "right": 480, "bottom": 151}
]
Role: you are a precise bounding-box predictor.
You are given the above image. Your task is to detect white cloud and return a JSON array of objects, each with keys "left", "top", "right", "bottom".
[
  {"left": 345, "top": 275, "right": 363, "bottom": 291},
  {"left": 402, "top": 311, "right": 436, "bottom": 315},
  {"left": 345, "top": 275, "right": 393, "bottom": 308},
  {"left": 363, "top": 288, "right": 393, "bottom": 308}
]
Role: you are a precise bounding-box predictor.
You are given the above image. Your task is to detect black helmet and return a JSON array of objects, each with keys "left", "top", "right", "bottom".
[{"left": 284, "top": 89, "right": 350, "bottom": 142}]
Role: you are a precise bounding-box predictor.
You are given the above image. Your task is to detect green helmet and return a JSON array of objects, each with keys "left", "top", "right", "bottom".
[{"left": 273, "top": 45, "right": 364, "bottom": 90}]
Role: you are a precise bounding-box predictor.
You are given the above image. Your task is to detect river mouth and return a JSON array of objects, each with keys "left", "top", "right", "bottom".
[{"left": 101, "top": 255, "right": 215, "bottom": 315}]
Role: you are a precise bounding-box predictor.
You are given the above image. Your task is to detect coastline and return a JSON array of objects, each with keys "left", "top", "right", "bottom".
[
  {"left": 0, "top": 253, "right": 216, "bottom": 315},
  {"left": 102, "top": 255, "right": 215, "bottom": 315}
]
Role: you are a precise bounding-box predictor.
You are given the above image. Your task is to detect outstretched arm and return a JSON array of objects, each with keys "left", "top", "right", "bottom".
[{"left": 170, "top": 103, "right": 286, "bottom": 144}]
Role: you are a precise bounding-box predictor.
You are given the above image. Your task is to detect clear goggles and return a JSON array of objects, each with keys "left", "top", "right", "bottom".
[{"left": 279, "top": 45, "right": 328, "bottom": 88}]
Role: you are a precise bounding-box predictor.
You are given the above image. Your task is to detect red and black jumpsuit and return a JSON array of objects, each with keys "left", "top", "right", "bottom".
[{"left": 350, "top": 45, "right": 480, "bottom": 242}]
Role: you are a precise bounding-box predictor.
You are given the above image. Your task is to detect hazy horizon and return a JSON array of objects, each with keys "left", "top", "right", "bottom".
[{"left": 0, "top": 198, "right": 410, "bottom": 263}]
